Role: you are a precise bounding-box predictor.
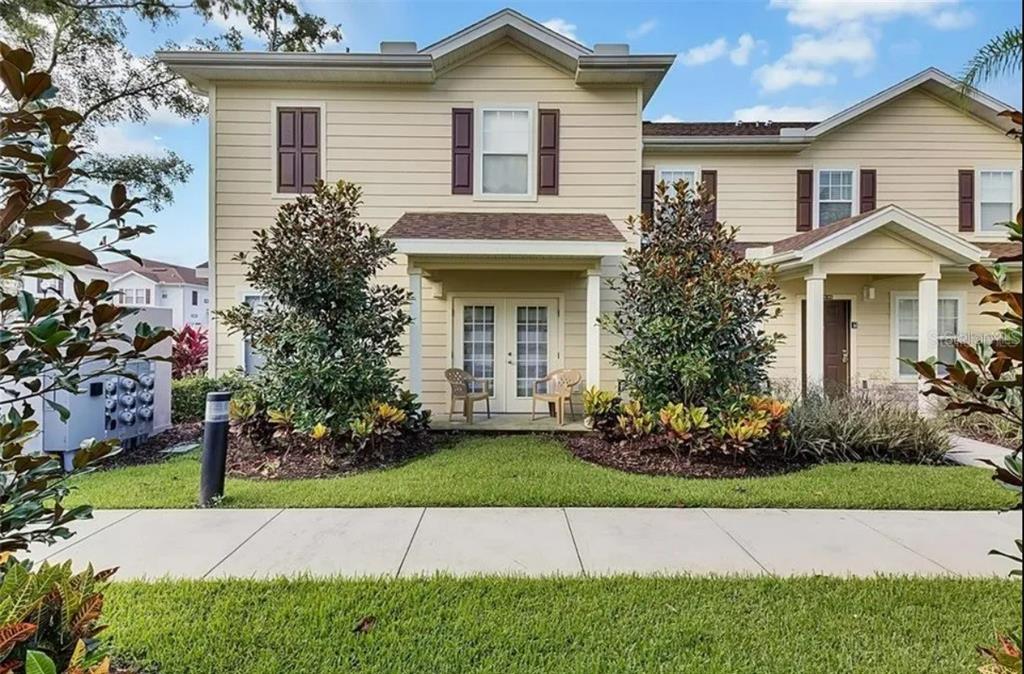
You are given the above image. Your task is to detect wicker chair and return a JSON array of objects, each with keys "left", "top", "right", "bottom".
[
  {"left": 531, "top": 368, "right": 583, "bottom": 426},
  {"left": 444, "top": 368, "right": 491, "bottom": 424}
]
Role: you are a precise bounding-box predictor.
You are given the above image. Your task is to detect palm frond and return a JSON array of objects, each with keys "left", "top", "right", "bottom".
[{"left": 961, "top": 26, "right": 1023, "bottom": 93}]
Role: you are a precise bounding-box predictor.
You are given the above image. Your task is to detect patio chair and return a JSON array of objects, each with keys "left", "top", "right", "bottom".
[
  {"left": 444, "top": 368, "right": 491, "bottom": 424},
  {"left": 531, "top": 368, "right": 583, "bottom": 426}
]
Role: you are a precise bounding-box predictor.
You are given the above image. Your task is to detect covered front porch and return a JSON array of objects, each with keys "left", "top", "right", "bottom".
[
  {"left": 748, "top": 205, "right": 989, "bottom": 410},
  {"left": 387, "top": 211, "right": 627, "bottom": 418}
]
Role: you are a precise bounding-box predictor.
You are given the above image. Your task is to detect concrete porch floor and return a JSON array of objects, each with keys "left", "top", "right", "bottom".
[{"left": 432, "top": 413, "right": 587, "bottom": 433}]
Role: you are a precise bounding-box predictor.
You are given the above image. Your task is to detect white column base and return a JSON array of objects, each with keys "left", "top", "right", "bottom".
[
  {"left": 917, "top": 273, "right": 940, "bottom": 416},
  {"left": 585, "top": 268, "right": 602, "bottom": 390},
  {"left": 805, "top": 274, "right": 826, "bottom": 392},
  {"left": 408, "top": 268, "right": 423, "bottom": 396}
]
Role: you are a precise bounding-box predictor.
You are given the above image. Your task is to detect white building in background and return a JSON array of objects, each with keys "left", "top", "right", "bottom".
[
  {"left": 104, "top": 258, "right": 210, "bottom": 330},
  {"left": 26, "top": 258, "right": 209, "bottom": 331}
]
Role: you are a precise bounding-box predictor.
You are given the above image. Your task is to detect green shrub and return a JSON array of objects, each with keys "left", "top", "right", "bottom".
[
  {"left": 785, "top": 391, "right": 951, "bottom": 464},
  {"left": 172, "top": 373, "right": 251, "bottom": 423},
  {"left": 0, "top": 561, "right": 114, "bottom": 673},
  {"left": 600, "top": 179, "right": 782, "bottom": 411}
]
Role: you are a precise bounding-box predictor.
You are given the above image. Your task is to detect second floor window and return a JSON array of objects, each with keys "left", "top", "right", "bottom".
[
  {"left": 192, "top": 290, "right": 199, "bottom": 305},
  {"left": 658, "top": 168, "right": 698, "bottom": 198},
  {"left": 120, "top": 288, "right": 151, "bottom": 305},
  {"left": 480, "top": 108, "right": 531, "bottom": 196},
  {"left": 818, "top": 169, "right": 854, "bottom": 226},
  {"left": 979, "top": 170, "right": 1014, "bottom": 232}
]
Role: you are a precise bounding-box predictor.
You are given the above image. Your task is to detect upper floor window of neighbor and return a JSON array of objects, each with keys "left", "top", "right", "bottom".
[
  {"left": 658, "top": 168, "right": 698, "bottom": 198},
  {"left": 192, "top": 290, "right": 199, "bottom": 305},
  {"left": 481, "top": 109, "right": 531, "bottom": 196},
  {"left": 818, "top": 170, "right": 854, "bottom": 226},
  {"left": 979, "top": 170, "right": 1014, "bottom": 233},
  {"left": 121, "top": 288, "right": 150, "bottom": 305}
]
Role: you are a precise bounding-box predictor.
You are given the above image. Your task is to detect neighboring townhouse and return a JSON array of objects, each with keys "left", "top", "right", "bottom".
[
  {"left": 159, "top": 8, "right": 1022, "bottom": 415},
  {"left": 103, "top": 258, "right": 210, "bottom": 330}
]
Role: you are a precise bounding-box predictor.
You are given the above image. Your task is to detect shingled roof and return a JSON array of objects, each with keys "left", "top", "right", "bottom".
[
  {"left": 642, "top": 121, "right": 816, "bottom": 137},
  {"left": 104, "top": 258, "right": 207, "bottom": 286},
  {"left": 386, "top": 212, "right": 625, "bottom": 242}
]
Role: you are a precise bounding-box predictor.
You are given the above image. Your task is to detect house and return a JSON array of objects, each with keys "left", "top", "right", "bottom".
[
  {"left": 103, "top": 258, "right": 210, "bottom": 330},
  {"left": 159, "top": 8, "right": 1022, "bottom": 415}
]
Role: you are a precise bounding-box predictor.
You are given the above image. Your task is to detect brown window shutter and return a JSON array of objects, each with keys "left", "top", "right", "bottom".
[
  {"left": 538, "top": 109, "right": 560, "bottom": 195},
  {"left": 277, "top": 108, "right": 299, "bottom": 193},
  {"left": 451, "top": 108, "right": 473, "bottom": 194},
  {"left": 701, "top": 169, "right": 718, "bottom": 225},
  {"left": 958, "top": 169, "right": 975, "bottom": 232},
  {"left": 144, "top": 289, "right": 151, "bottom": 305},
  {"left": 299, "top": 108, "right": 320, "bottom": 192},
  {"left": 859, "top": 169, "right": 876, "bottom": 213},
  {"left": 796, "top": 169, "right": 813, "bottom": 231},
  {"left": 641, "top": 169, "right": 655, "bottom": 220},
  {"left": 277, "top": 107, "right": 319, "bottom": 194}
]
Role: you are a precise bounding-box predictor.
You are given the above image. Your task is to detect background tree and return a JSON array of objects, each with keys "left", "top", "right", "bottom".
[
  {"left": 0, "top": 0, "right": 342, "bottom": 209},
  {"left": 601, "top": 181, "right": 783, "bottom": 411},
  {"left": 218, "top": 180, "right": 410, "bottom": 432},
  {"left": 961, "top": 26, "right": 1023, "bottom": 95},
  {"left": 1, "top": 42, "right": 172, "bottom": 555}
]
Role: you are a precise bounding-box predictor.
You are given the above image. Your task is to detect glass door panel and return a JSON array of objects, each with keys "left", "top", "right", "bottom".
[
  {"left": 515, "top": 305, "right": 549, "bottom": 397},
  {"left": 461, "top": 305, "right": 495, "bottom": 394}
]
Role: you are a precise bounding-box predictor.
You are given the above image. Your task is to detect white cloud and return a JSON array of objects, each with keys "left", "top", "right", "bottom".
[
  {"left": 786, "top": 26, "right": 875, "bottom": 66},
  {"left": 627, "top": 19, "right": 658, "bottom": 39},
  {"left": 729, "top": 33, "right": 757, "bottom": 66},
  {"left": 681, "top": 37, "right": 729, "bottom": 66},
  {"left": 753, "top": 61, "right": 836, "bottom": 92},
  {"left": 542, "top": 18, "right": 580, "bottom": 43},
  {"left": 653, "top": 114, "right": 684, "bottom": 123},
  {"left": 733, "top": 103, "right": 836, "bottom": 122},
  {"left": 93, "top": 125, "right": 166, "bottom": 155},
  {"left": 929, "top": 8, "right": 974, "bottom": 30},
  {"left": 769, "top": 0, "right": 963, "bottom": 30}
]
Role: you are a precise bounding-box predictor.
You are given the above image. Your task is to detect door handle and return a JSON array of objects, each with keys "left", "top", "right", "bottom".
[{"left": 841, "top": 349, "right": 849, "bottom": 364}]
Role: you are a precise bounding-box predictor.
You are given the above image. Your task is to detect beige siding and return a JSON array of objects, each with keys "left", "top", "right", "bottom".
[
  {"left": 643, "top": 89, "right": 1021, "bottom": 242},
  {"left": 210, "top": 40, "right": 641, "bottom": 410}
]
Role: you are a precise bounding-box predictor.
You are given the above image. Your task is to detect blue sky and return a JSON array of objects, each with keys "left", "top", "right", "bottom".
[{"left": 116, "top": 0, "right": 1023, "bottom": 266}]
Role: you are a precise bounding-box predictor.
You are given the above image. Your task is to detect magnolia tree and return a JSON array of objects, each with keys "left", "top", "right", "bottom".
[
  {"left": 218, "top": 180, "right": 411, "bottom": 432},
  {"left": 601, "top": 180, "right": 783, "bottom": 411},
  {"left": 1, "top": 43, "right": 171, "bottom": 555}
]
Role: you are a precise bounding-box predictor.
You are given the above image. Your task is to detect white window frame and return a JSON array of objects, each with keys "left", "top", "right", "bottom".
[
  {"left": 236, "top": 290, "right": 266, "bottom": 375},
  {"left": 974, "top": 168, "right": 1021, "bottom": 238},
  {"left": 890, "top": 291, "right": 966, "bottom": 382},
  {"left": 814, "top": 167, "right": 859, "bottom": 228},
  {"left": 269, "top": 100, "right": 328, "bottom": 199},
  {"left": 474, "top": 105, "right": 537, "bottom": 201},
  {"left": 655, "top": 165, "right": 702, "bottom": 199},
  {"left": 120, "top": 288, "right": 151, "bottom": 306}
]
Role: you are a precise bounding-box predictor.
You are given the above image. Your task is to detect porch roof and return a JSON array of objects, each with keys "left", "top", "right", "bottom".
[
  {"left": 387, "top": 212, "right": 627, "bottom": 258},
  {"left": 746, "top": 204, "right": 990, "bottom": 270}
]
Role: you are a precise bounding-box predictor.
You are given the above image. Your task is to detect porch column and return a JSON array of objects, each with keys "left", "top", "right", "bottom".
[
  {"left": 408, "top": 267, "right": 423, "bottom": 396},
  {"left": 805, "top": 273, "right": 826, "bottom": 391},
  {"left": 586, "top": 268, "right": 602, "bottom": 389},
  {"left": 917, "top": 272, "right": 940, "bottom": 416}
]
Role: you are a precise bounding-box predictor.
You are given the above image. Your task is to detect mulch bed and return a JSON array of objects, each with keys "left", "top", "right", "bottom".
[
  {"left": 566, "top": 434, "right": 809, "bottom": 479},
  {"left": 226, "top": 432, "right": 435, "bottom": 480},
  {"left": 101, "top": 422, "right": 204, "bottom": 470}
]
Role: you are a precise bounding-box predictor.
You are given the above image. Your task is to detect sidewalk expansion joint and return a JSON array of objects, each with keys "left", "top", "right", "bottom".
[
  {"left": 42, "top": 510, "right": 141, "bottom": 562},
  {"left": 700, "top": 509, "right": 772, "bottom": 576},
  {"left": 561, "top": 508, "right": 586, "bottom": 576},
  {"left": 202, "top": 509, "right": 284, "bottom": 579},
  {"left": 395, "top": 507, "right": 427, "bottom": 578}
]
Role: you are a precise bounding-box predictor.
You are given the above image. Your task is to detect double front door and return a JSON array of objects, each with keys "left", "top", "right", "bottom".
[{"left": 454, "top": 298, "right": 561, "bottom": 413}]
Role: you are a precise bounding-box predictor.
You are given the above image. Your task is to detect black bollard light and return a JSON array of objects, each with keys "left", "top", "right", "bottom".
[{"left": 199, "top": 391, "right": 232, "bottom": 507}]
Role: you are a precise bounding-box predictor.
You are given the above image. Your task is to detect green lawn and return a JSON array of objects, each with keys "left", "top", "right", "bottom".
[
  {"left": 71, "top": 435, "right": 1013, "bottom": 510},
  {"left": 105, "top": 576, "right": 1021, "bottom": 674}
]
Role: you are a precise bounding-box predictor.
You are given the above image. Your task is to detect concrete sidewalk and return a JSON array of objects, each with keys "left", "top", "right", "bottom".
[
  {"left": 948, "top": 435, "right": 1017, "bottom": 468},
  {"left": 29, "top": 507, "right": 1022, "bottom": 580}
]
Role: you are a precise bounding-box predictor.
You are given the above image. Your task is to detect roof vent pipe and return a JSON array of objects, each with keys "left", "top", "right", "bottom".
[
  {"left": 593, "top": 43, "right": 629, "bottom": 56},
  {"left": 380, "top": 41, "right": 417, "bottom": 54}
]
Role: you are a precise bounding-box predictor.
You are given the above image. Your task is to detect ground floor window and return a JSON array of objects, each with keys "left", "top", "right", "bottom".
[{"left": 894, "top": 294, "right": 962, "bottom": 377}]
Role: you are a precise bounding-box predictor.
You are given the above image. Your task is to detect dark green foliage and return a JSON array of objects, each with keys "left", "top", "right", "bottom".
[
  {"left": 601, "top": 180, "right": 782, "bottom": 411},
  {"left": 171, "top": 373, "right": 252, "bottom": 423},
  {"left": 217, "top": 180, "right": 412, "bottom": 432},
  {"left": 784, "top": 391, "right": 951, "bottom": 464}
]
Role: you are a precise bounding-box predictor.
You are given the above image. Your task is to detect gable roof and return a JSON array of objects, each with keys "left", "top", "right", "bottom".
[
  {"left": 748, "top": 204, "right": 987, "bottom": 268},
  {"left": 645, "top": 68, "right": 1020, "bottom": 149},
  {"left": 104, "top": 258, "right": 207, "bottom": 286},
  {"left": 784, "top": 68, "right": 1019, "bottom": 139},
  {"left": 158, "top": 8, "right": 674, "bottom": 103}
]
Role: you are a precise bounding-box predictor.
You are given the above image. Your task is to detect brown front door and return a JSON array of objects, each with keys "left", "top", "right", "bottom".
[{"left": 802, "top": 299, "right": 851, "bottom": 394}]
